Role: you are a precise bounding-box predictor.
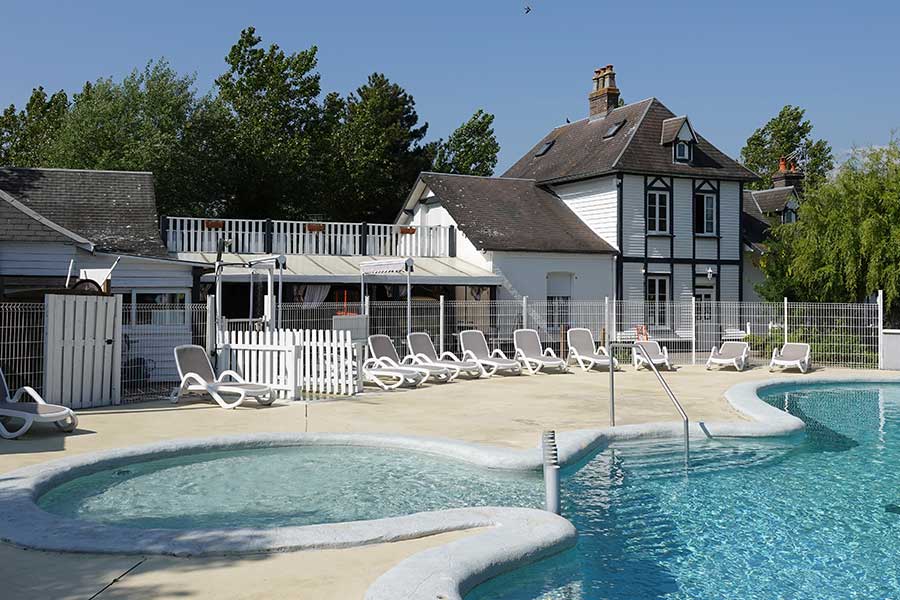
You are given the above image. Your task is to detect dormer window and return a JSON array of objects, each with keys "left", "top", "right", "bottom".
[
  {"left": 675, "top": 141, "right": 691, "bottom": 163},
  {"left": 535, "top": 140, "right": 555, "bottom": 157}
]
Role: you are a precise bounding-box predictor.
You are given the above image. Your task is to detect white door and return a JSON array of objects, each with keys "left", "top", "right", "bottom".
[{"left": 43, "top": 294, "right": 122, "bottom": 408}]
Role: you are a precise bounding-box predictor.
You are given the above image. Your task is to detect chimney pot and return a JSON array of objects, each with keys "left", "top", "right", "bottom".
[{"left": 589, "top": 64, "right": 620, "bottom": 118}]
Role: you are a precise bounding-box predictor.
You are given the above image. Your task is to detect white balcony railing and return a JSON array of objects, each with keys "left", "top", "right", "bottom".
[{"left": 164, "top": 217, "right": 453, "bottom": 258}]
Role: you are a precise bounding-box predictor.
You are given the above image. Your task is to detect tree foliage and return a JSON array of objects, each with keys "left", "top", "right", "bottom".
[
  {"left": 758, "top": 139, "right": 900, "bottom": 313},
  {"left": 741, "top": 105, "right": 834, "bottom": 190},
  {"left": 432, "top": 109, "right": 500, "bottom": 176},
  {"left": 0, "top": 28, "right": 497, "bottom": 222}
]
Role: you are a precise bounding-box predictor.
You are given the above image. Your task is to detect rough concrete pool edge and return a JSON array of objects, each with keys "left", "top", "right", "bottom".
[{"left": 1, "top": 373, "right": 888, "bottom": 597}]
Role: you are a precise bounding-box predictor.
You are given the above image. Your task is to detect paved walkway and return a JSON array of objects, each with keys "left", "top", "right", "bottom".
[{"left": 0, "top": 365, "right": 869, "bottom": 599}]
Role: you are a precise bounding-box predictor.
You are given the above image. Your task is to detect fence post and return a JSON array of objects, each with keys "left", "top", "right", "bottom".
[
  {"left": 364, "top": 295, "right": 370, "bottom": 316},
  {"left": 783, "top": 297, "right": 789, "bottom": 344},
  {"left": 206, "top": 295, "right": 216, "bottom": 356},
  {"left": 439, "top": 295, "right": 445, "bottom": 354},
  {"left": 288, "top": 344, "right": 299, "bottom": 400},
  {"left": 691, "top": 296, "right": 697, "bottom": 365},
  {"left": 522, "top": 296, "right": 528, "bottom": 329},
  {"left": 878, "top": 289, "right": 884, "bottom": 370}
]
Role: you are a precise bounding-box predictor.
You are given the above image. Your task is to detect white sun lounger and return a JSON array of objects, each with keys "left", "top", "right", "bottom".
[
  {"left": 514, "top": 329, "right": 569, "bottom": 375},
  {"left": 459, "top": 330, "right": 522, "bottom": 377},
  {"left": 566, "top": 328, "right": 619, "bottom": 371},
  {"left": 770, "top": 342, "right": 811, "bottom": 373},
  {"left": 406, "top": 332, "right": 481, "bottom": 380},
  {"left": 0, "top": 368, "right": 78, "bottom": 440},
  {"left": 706, "top": 341, "right": 750, "bottom": 371},
  {"left": 632, "top": 340, "right": 673, "bottom": 370},
  {"left": 173, "top": 345, "right": 275, "bottom": 409},
  {"left": 368, "top": 335, "right": 450, "bottom": 383}
]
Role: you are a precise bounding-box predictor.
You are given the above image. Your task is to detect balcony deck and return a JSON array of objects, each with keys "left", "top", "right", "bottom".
[{"left": 163, "top": 217, "right": 455, "bottom": 258}]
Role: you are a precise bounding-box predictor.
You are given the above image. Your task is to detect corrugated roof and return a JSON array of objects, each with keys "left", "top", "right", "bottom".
[
  {"left": 418, "top": 172, "right": 616, "bottom": 254},
  {"left": 184, "top": 253, "right": 504, "bottom": 285},
  {"left": 0, "top": 167, "right": 168, "bottom": 257}
]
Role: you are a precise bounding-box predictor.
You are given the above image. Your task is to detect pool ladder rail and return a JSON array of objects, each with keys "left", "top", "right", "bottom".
[{"left": 608, "top": 342, "right": 691, "bottom": 468}]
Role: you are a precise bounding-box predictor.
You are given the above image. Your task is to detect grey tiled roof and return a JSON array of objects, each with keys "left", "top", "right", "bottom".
[
  {"left": 418, "top": 173, "right": 616, "bottom": 254},
  {"left": 741, "top": 186, "right": 798, "bottom": 248},
  {"left": 503, "top": 98, "right": 757, "bottom": 184},
  {"left": 0, "top": 167, "right": 168, "bottom": 257},
  {"left": 751, "top": 186, "right": 796, "bottom": 213}
]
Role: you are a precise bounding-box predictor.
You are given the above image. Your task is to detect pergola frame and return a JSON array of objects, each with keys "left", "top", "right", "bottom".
[{"left": 359, "top": 258, "right": 414, "bottom": 336}]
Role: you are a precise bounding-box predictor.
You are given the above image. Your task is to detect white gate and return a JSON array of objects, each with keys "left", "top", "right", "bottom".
[{"left": 43, "top": 294, "right": 122, "bottom": 408}]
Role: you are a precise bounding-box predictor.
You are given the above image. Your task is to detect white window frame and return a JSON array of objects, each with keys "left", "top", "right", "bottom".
[
  {"left": 694, "top": 193, "right": 716, "bottom": 235},
  {"left": 675, "top": 141, "right": 691, "bottom": 162},
  {"left": 646, "top": 275, "right": 670, "bottom": 327},
  {"left": 647, "top": 191, "right": 670, "bottom": 234}
]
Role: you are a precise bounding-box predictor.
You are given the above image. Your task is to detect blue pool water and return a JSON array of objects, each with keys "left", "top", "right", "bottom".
[
  {"left": 469, "top": 382, "right": 900, "bottom": 600},
  {"left": 38, "top": 445, "right": 541, "bottom": 529}
]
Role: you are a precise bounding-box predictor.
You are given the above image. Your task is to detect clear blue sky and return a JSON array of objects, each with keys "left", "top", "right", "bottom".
[{"left": 1, "top": 0, "right": 896, "bottom": 172}]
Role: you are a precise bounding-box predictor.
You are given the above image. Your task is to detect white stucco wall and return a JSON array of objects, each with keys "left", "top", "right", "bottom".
[
  {"left": 489, "top": 252, "right": 614, "bottom": 302},
  {"left": 408, "top": 192, "right": 491, "bottom": 270}
]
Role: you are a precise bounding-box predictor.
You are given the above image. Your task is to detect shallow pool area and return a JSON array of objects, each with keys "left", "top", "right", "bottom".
[
  {"left": 38, "top": 445, "right": 542, "bottom": 530},
  {"left": 468, "top": 381, "right": 900, "bottom": 600}
]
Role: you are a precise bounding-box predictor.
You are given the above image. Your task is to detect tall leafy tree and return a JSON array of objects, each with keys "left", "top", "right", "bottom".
[
  {"left": 0, "top": 87, "right": 68, "bottom": 166},
  {"left": 758, "top": 139, "right": 900, "bottom": 313},
  {"left": 45, "top": 60, "right": 228, "bottom": 216},
  {"left": 214, "top": 27, "right": 322, "bottom": 218},
  {"left": 741, "top": 105, "right": 834, "bottom": 190},
  {"left": 432, "top": 109, "right": 500, "bottom": 176},
  {"left": 332, "top": 73, "right": 432, "bottom": 222}
]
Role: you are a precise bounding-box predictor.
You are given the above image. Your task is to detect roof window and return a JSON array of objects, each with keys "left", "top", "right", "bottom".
[
  {"left": 603, "top": 120, "right": 625, "bottom": 139},
  {"left": 535, "top": 140, "right": 555, "bottom": 157}
]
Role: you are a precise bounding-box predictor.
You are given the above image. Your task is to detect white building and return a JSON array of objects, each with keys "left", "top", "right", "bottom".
[{"left": 400, "top": 65, "right": 759, "bottom": 315}]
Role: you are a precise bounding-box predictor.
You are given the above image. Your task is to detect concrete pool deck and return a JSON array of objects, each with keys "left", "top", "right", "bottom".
[{"left": 0, "top": 365, "right": 889, "bottom": 599}]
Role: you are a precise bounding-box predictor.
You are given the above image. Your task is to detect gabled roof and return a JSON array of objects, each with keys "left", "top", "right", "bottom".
[
  {"left": 415, "top": 173, "right": 616, "bottom": 254},
  {"left": 660, "top": 116, "right": 694, "bottom": 145},
  {"left": 503, "top": 98, "right": 757, "bottom": 184},
  {"left": 741, "top": 186, "right": 799, "bottom": 249},
  {"left": 751, "top": 186, "right": 797, "bottom": 213},
  {"left": 0, "top": 167, "right": 168, "bottom": 257}
]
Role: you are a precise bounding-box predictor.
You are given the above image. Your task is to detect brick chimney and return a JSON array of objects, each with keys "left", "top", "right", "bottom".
[
  {"left": 589, "top": 65, "right": 620, "bottom": 118},
  {"left": 772, "top": 156, "right": 804, "bottom": 193}
]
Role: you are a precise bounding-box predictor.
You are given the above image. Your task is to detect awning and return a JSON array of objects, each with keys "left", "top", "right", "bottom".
[{"left": 180, "top": 253, "right": 503, "bottom": 286}]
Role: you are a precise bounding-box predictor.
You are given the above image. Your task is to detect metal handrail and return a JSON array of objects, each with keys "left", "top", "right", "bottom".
[{"left": 608, "top": 341, "right": 690, "bottom": 466}]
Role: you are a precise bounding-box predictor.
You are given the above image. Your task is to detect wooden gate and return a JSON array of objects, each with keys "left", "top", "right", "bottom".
[{"left": 43, "top": 294, "right": 122, "bottom": 408}]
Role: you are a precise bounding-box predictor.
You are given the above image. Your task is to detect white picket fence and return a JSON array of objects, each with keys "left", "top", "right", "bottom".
[{"left": 218, "top": 329, "right": 360, "bottom": 398}]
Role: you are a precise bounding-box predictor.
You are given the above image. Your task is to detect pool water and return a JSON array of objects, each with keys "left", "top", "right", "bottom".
[
  {"left": 38, "top": 445, "right": 542, "bottom": 530},
  {"left": 469, "top": 382, "right": 900, "bottom": 600}
]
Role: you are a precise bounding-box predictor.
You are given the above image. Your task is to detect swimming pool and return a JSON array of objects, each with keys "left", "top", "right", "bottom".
[
  {"left": 468, "top": 381, "right": 900, "bottom": 600},
  {"left": 38, "top": 445, "right": 542, "bottom": 530}
]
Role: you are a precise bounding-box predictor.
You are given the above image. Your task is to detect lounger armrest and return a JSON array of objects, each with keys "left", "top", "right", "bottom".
[
  {"left": 440, "top": 351, "right": 462, "bottom": 362},
  {"left": 181, "top": 372, "right": 211, "bottom": 387},
  {"left": 709, "top": 346, "right": 718, "bottom": 360},
  {"left": 10, "top": 386, "right": 46, "bottom": 404},
  {"left": 378, "top": 356, "right": 403, "bottom": 368},
  {"left": 543, "top": 348, "right": 558, "bottom": 358},
  {"left": 461, "top": 350, "right": 478, "bottom": 362},
  {"left": 662, "top": 346, "right": 669, "bottom": 359},
  {"left": 771, "top": 348, "right": 780, "bottom": 361},
  {"left": 400, "top": 355, "right": 418, "bottom": 366},
  {"left": 217, "top": 370, "right": 246, "bottom": 383},
  {"left": 491, "top": 349, "right": 509, "bottom": 359}
]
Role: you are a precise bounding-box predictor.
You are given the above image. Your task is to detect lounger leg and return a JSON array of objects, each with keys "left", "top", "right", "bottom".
[
  {"left": 53, "top": 412, "right": 79, "bottom": 433},
  {"left": 256, "top": 391, "right": 276, "bottom": 406},
  {"left": 0, "top": 415, "right": 34, "bottom": 440},
  {"left": 209, "top": 388, "right": 243, "bottom": 409}
]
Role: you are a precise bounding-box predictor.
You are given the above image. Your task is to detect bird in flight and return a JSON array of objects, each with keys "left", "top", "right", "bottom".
[{"left": 524, "top": 5, "right": 532, "bottom": 14}]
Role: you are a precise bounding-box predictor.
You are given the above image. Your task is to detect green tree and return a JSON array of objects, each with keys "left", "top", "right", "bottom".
[
  {"left": 0, "top": 87, "right": 68, "bottom": 166},
  {"left": 214, "top": 27, "right": 322, "bottom": 218},
  {"left": 758, "top": 139, "right": 900, "bottom": 313},
  {"left": 432, "top": 109, "right": 500, "bottom": 176},
  {"left": 332, "top": 73, "right": 432, "bottom": 222},
  {"left": 741, "top": 105, "right": 834, "bottom": 190},
  {"left": 45, "top": 60, "right": 228, "bottom": 216}
]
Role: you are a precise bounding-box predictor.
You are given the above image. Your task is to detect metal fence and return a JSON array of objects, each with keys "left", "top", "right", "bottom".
[
  {"left": 0, "top": 303, "right": 45, "bottom": 394},
  {"left": 121, "top": 303, "right": 208, "bottom": 401},
  {"left": 0, "top": 296, "right": 883, "bottom": 406}
]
